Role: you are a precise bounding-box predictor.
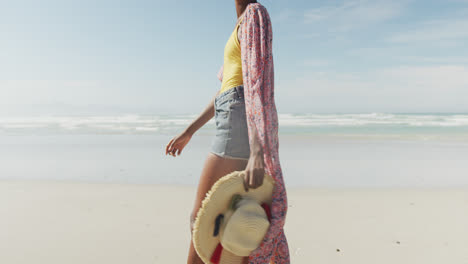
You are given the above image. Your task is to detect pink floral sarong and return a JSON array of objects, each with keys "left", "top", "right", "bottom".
[{"left": 217, "top": 3, "right": 290, "bottom": 264}]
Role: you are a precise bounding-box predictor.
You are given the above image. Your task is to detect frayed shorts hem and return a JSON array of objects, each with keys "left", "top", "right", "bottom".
[{"left": 209, "top": 151, "right": 250, "bottom": 161}]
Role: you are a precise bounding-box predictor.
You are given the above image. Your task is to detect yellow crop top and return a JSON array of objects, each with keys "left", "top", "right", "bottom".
[{"left": 219, "top": 16, "right": 244, "bottom": 94}]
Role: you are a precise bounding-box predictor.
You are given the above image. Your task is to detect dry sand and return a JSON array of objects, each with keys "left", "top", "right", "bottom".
[{"left": 0, "top": 180, "right": 467, "bottom": 263}]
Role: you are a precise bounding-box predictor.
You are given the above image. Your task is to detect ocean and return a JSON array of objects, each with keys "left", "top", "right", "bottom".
[
  {"left": 1, "top": 113, "right": 467, "bottom": 187},
  {"left": 1, "top": 113, "right": 468, "bottom": 137}
]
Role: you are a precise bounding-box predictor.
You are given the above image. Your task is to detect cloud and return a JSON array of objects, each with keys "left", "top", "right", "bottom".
[
  {"left": 348, "top": 46, "right": 468, "bottom": 65},
  {"left": 307, "top": 65, "right": 468, "bottom": 93},
  {"left": 399, "top": 56, "right": 468, "bottom": 64},
  {"left": 277, "top": 65, "right": 468, "bottom": 112},
  {"left": 388, "top": 18, "right": 468, "bottom": 43},
  {"left": 378, "top": 65, "right": 468, "bottom": 90},
  {"left": 275, "top": 8, "right": 295, "bottom": 22},
  {"left": 303, "top": 0, "right": 406, "bottom": 32},
  {"left": 302, "top": 59, "right": 331, "bottom": 67}
]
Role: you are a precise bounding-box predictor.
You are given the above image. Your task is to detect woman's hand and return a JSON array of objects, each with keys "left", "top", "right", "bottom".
[
  {"left": 165, "top": 131, "right": 192, "bottom": 157},
  {"left": 242, "top": 151, "right": 265, "bottom": 192}
]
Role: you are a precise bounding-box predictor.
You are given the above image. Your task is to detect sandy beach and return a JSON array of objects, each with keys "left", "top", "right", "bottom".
[{"left": 1, "top": 180, "right": 467, "bottom": 264}]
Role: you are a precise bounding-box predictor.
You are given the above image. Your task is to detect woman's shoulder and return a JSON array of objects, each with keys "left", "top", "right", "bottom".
[
  {"left": 247, "top": 2, "right": 268, "bottom": 14},
  {"left": 245, "top": 2, "right": 271, "bottom": 22}
]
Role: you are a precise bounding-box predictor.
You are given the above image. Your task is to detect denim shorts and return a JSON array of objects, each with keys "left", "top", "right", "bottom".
[{"left": 210, "top": 85, "right": 251, "bottom": 160}]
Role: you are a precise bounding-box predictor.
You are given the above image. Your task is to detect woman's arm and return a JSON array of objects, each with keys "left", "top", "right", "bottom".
[
  {"left": 241, "top": 120, "right": 265, "bottom": 192},
  {"left": 166, "top": 91, "right": 218, "bottom": 157},
  {"left": 239, "top": 4, "right": 274, "bottom": 191},
  {"left": 184, "top": 91, "right": 219, "bottom": 136},
  {"left": 249, "top": 124, "right": 264, "bottom": 157}
]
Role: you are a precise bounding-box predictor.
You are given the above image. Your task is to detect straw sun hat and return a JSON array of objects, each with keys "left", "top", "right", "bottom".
[{"left": 192, "top": 170, "right": 276, "bottom": 264}]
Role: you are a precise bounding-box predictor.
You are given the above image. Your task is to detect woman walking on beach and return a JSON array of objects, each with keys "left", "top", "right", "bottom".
[{"left": 165, "top": 1, "right": 289, "bottom": 263}]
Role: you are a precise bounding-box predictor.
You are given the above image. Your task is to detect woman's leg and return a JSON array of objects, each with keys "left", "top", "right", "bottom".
[{"left": 187, "top": 152, "right": 249, "bottom": 264}]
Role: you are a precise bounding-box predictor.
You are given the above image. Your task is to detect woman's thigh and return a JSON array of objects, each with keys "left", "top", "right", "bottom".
[{"left": 191, "top": 152, "right": 248, "bottom": 215}]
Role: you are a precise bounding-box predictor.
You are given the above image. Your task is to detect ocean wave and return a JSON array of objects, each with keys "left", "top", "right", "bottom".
[
  {"left": 278, "top": 113, "right": 468, "bottom": 127},
  {"left": 0, "top": 113, "right": 467, "bottom": 135}
]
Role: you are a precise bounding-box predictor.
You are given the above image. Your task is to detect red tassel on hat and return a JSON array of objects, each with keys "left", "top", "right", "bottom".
[
  {"left": 210, "top": 242, "right": 223, "bottom": 264},
  {"left": 261, "top": 203, "right": 272, "bottom": 222}
]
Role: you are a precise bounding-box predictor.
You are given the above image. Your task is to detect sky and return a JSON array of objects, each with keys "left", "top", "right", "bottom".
[{"left": 1, "top": 0, "right": 468, "bottom": 115}]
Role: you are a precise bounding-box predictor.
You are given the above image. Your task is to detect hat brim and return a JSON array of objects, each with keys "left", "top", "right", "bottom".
[{"left": 192, "top": 170, "right": 275, "bottom": 263}]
